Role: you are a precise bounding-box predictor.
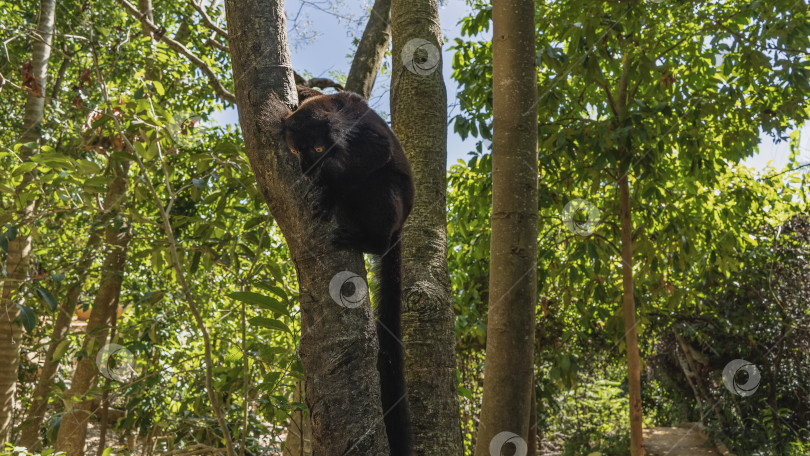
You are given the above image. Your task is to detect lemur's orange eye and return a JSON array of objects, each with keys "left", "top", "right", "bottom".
[
  {"left": 314, "top": 146, "right": 324, "bottom": 153},
  {"left": 290, "top": 148, "right": 299, "bottom": 155}
]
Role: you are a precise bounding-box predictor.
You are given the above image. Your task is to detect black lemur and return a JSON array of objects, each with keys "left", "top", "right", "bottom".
[{"left": 280, "top": 86, "right": 415, "bottom": 455}]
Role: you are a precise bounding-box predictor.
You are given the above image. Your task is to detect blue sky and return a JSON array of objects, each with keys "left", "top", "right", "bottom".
[{"left": 213, "top": 0, "right": 810, "bottom": 173}]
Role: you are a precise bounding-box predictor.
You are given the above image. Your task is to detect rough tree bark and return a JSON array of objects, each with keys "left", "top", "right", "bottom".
[
  {"left": 17, "top": 191, "right": 125, "bottom": 448},
  {"left": 0, "top": 0, "right": 55, "bottom": 443},
  {"left": 344, "top": 0, "right": 391, "bottom": 99},
  {"left": 224, "top": 0, "right": 389, "bottom": 453},
  {"left": 54, "top": 160, "right": 132, "bottom": 456},
  {"left": 389, "top": 0, "right": 463, "bottom": 453},
  {"left": 473, "top": 0, "right": 538, "bottom": 453}
]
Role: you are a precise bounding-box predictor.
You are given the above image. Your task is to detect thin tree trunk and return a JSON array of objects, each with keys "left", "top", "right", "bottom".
[
  {"left": 225, "top": 0, "right": 389, "bottom": 453},
  {"left": 614, "top": 51, "right": 643, "bottom": 456},
  {"left": 17, "top": 228, "right": 103, "bottom": 448},
  {"left": 389, "top": 0, "right": 462, "bottom": 454},
  {"left": 473, "top": 0, "right": 538, "bottom": 452},
  {"left": 344, "top": 0, "right": 391, "bottom": 99},
  {"left": 0, "top": 0, "right": 56, "bottom": 443},
  {"left": 54, "top": 160, "right": 132, "bottom": 456},
  {"left": 0, "top": 234, "right": 32, "bottom": 444},
  {"left": 95, "top": 307, "right": 120, "bottom": 456},
  {"left": 282, "top": 381, "right": 311, "bottom": 456},
  {"left": 619, "top": 169, "right": 643, "bottom": 456},
  {"left": 19, "top": 160, "right": 128, "bottom": 448}
]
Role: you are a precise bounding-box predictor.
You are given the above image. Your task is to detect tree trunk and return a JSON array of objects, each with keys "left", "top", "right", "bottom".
[
  {"left": 54, "top": 160, "right": 132, "bottom": 456},
  {"left": 0, "top": 0, "right": 56, "bottom": 443},
  {"left": 473, "top": 0, "right": 538, "bottom": 453},
  {"left": 389, "top": 0, "right": 462, "bottom": 454},
  {"left": 283, "top": 381, "right": 312, "bottom": 456},
  {"left": 614, "top": 50, "right": 644, "bottom": 456},
  {"left": 619, "top": 170, "right": 644, "bottom": 456},
  {"left": 344, "top": 0, "right": 391, "bottom": 99},
  {"left": 0, "top": 234, "right": 32, "bottom": 444},
  {"left": 19, "top": 155, "right": 129, "bottom": 448},
  {"left": 225, "top": 1, "right": 389, "bottom": 453},
  {"left": 17, "top": 227, "right": 104, "bottom": 448}
]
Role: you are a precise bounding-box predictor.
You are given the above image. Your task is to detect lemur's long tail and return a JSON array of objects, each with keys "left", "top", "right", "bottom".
[{"left": 377, "top": 237, "right": 412, "bottom": 455}]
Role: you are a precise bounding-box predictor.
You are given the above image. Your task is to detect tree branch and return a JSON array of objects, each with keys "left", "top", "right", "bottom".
[
  {"left": 206, "top": 37, "right": 229, "bottom": 53},
  {"left": 191, "top": 0, "right": 228, "bottom": 40},
  {"left": 294, "top": 71, "right": 344, "bottom": 91},
  {"left": 615, "top": 52, "right": 632, "bottom": 117},
  {"left": 118, "top": 0, "right": 236, "bottom": 103},
  {"left": 654, "top": 36, "right": 689, "bottom": 62},
  {"left": 597, "top": 80, "right": 619, "bottom": 117},
  {"left": 344, "top": 0, "right": 391, "bottom": 99}
]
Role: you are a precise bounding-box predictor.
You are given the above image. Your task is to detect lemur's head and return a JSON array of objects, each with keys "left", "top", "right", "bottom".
[{"left": 281, "top": 95, "right": 351, "bottom": 178}]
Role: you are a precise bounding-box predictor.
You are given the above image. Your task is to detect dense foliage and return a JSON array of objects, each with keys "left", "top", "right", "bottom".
[
  {"left": 0, "top": 0, "right": 807, "bottom": 454},
  {"left": 449, "top": 0, "right": 809, "bottom": 453}
]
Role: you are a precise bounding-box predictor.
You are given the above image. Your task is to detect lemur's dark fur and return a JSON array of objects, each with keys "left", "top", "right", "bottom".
[{"left": 273, "top": 86, "right": 414, "bottom": 455}]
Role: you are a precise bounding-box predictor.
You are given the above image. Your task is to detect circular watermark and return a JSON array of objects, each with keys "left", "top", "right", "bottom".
[
  {"left": 328, "top": 271, "right": 368, "bottom": 308},
  {"left": 562, "top": 199, "right": 601, "bottom": 236},
  {"left": 489, "top": 431, "right": 527, "bottom": 456},
  {"left": 166, "top": 111, "right": 210, "bottom": 148},
  {"left": 401, "top": 38, "right": 441, "bottom": 76},
  {"left": 722, "top": 359, "right": 761, "bottom": 397},
  {"left": 96, "top": 343, "right": 136, "bottom": 382}
]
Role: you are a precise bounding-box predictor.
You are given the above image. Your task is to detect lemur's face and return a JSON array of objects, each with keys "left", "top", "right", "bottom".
[{"left": 282, "top": 109, "right": 334, "bottom": 178}]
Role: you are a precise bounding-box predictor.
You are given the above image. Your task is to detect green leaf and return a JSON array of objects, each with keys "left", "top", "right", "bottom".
[
  {"left": 152, "top": 80, "right": 165, "bottom": 95},
  {"left": 253, "top": 280, "right": 286, "bottom": 299},
  {"left": 29, "top": 152, "right": 76, "bottom": 170},
  {"left": 16, "top": 304, "right": 36, "bottom": 333},
  {"left": 144, "top": 141, "right": 158, "bottom": 160},
  {"left": 76, "top": 159, "right": 102, "bottom": 175},
  {"left": 83, "top": 176, "right": 114, "bottom": 189},
  {"left": 52, "top": 339, "right": 70, "bottom": 362},
  {"left": 35, "top": 287, "right": 58, "bottom": 311},
  {"left": 243, "top": 216, "right": 265, "bottom": 231},
  {"left": 12, "top": 162, "right": 37, "bottom": 176},
  {"left": 249, "top": 316, "right": 292, "bottom": 333},
  {"left": 228, "top": 291, "right": 288, "bottom": 315},
  {"left": 266, "top": 262, "right": 284, "bottom": 283},
  {"left": 149, "top": 291, "right": 165, "bottom": 304},
  {"left": 133, "top": 141, "right": 148, "bottom": 158}
]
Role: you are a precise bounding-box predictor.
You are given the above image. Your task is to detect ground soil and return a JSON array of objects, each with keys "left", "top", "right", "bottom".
[{"left": 643, "top": 424, "right": 722, "bottom": 456}]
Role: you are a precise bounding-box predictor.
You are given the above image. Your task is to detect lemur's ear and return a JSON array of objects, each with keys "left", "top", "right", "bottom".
[{"left": 259, "top": 91, "right": 293, "bottom": 139}]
